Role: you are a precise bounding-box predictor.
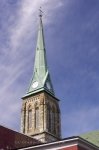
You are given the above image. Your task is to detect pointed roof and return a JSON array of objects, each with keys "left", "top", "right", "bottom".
[{"left": 26, "top": 10, "right": 55, "bottom": 96}]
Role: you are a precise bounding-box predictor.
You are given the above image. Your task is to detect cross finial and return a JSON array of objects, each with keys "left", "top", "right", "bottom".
[{"left": 39, "top": 7, "right": 43, "bottom": 18}]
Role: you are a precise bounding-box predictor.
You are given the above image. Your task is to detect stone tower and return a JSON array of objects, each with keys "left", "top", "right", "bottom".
[{"left": 21, "top": 11, "right": 61, "bottom": 143}]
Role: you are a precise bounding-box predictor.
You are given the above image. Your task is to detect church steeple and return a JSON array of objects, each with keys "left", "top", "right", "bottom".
[
  {"left": 27, "top": 9, "right": 54, "bottom": 96},
  {"left": 21, "top": 9, "right": 61, "bottom": 143}
]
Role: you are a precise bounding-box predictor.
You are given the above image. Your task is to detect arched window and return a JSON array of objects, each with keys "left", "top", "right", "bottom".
[
  {"left": 50, "top": 106, "right": 56, "bottom": 133},
  {"left": 35, "top": 107, "right": 39, "bottom": 128},
  {"left": 47, "top": 105, "right": 51, "bottom": 132},
  {"left": 53, "top": 107, "right": 56, "bottom": 133},
  {"left": 47, "top": 105, "right": 56, "bottom": 133},
  {"left": 28, "top": 109, "right": 32, "bottom": 129}
]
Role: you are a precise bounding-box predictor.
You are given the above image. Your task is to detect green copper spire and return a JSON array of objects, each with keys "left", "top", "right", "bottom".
[{"left": 27, "top": 9, "right": 54, "bottom": 96}]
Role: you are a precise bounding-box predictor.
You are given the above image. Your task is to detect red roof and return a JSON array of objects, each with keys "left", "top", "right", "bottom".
[{"left": 0, "top": 125, "right": 41, "bottom": 149}]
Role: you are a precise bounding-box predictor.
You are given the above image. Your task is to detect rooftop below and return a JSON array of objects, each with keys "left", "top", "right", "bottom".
[{"left": 80, "top": 130, "right": 99, "bottom": 147}]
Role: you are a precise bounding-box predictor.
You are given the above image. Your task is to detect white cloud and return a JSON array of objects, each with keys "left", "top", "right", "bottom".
[{"left": 9, "top": 0, "right": 64, "bottom": 51}]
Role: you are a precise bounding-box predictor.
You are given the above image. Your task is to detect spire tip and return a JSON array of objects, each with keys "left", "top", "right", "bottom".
[{"left": 39, "top": 7, "right": 43, "bottom": 18}]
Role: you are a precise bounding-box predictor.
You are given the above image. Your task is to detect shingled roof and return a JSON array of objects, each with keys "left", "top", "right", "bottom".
[
  {"left": 80, "top": 130, "right": 99, "bottom": 147},
  {"left": 0, "top": 125, "right": 41, "bottom": 149}
]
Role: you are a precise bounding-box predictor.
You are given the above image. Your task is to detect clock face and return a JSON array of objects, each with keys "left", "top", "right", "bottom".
[
  {"left": 32, "top": 81, "right": 38, "bottom": 88},
  {"left": 46, "top": 82, "right": 51, "bottom": 90}
]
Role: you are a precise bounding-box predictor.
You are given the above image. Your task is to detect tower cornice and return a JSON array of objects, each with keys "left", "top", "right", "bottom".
[{"left": 22, "top": 89, "right": 60, "bottom": 102}]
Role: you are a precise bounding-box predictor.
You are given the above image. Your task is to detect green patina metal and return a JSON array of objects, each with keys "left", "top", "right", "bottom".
[
  {"left": 26, "top": 14, "right": 54, "bottom": 96},
  {"left": 80, "top": 130, "right": 99, "bottom": 147}
]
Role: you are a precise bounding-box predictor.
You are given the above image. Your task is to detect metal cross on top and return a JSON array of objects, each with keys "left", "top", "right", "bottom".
[{"left": 39, "top": 7, "right": 43, "bottom": 17}]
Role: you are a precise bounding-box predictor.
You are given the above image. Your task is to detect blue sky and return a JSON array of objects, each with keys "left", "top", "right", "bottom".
[{"left": 0, "top": 0, "right": 99, "bottom": 138}]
